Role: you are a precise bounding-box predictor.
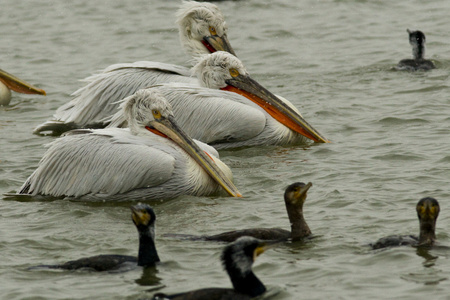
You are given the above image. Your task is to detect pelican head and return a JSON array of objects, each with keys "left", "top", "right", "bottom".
[
  {"left": 121, "top": 89, "right": 242, "bottom": 198},
  {"left": 0, "top": 68, "right": 46, "bottom": 106},
  {"left": 192, "top": 52, "right": 329, "bottom": 143},
  {"left": 123, "top": 88, "right": 174, "bottom": 134},
  {"left": 176, "top": 1, "right": 236, "bottom": 58}
]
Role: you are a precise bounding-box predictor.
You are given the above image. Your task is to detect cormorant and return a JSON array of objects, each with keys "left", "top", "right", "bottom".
[
  {"left": 397, "top": 29, "right": 435, "bottom": 71},
  {"left": 152, "top": 236, "right": 271, "bottom": 300},
  {"left": 30, "top": 204, "right": 160, "bottom": 271},
  {"left": 370, "top": 197, "right": 440, "bottom": 250},
  {"left": 165, "top": 182, "right": 312, "bottom": 242}
]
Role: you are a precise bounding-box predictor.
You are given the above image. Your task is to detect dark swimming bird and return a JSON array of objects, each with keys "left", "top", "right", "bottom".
[
  {"left": 165, "top": 182, "right": 313, "bottom": 242},
  {"left": 397, "top": 29, "right": 435, "bottom": 71},
  {"left": 370, "top": 197, "right": 440, "bottom": 250},
  {"left": 152, "top": 236, "right": 270, "bottom": 300},
  {"left": 30, "top": 204, "right": 160, "bottom": 271}
]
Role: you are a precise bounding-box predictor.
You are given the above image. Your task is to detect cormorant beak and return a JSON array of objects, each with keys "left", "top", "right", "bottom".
[
  {"left": 0, "top": 68, "right": 46, "bottom": 95},
  {"left": 254, "top": 240, "right": 280, "bottom": 261},
  {"left": 292, "top": 182, "right": 313, "bottom": 205},
  {"left": 222, "top": 74, "right": 329, "bottom": 143},
  {"left": 418, "top": 202, "right": 439, "bottom": 222},
  {"left": 147, "top": 116, "right": 242, "bottom": 198},
  {"left": 130, "top": 206, "right": 151, "bottom": 226},
  {"left": 203, "top": 34, "right": 237, "bottom": 56}
]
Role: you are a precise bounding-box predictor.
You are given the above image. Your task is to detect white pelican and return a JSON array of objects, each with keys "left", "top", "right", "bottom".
[
  {"left": 108, "top": 52, "right": 329, "bottom": 148},
  {"left": 34, "top": 1, "right": 233, "bottom": 134},
  {"left": 0, "top": 68, "right": 46, "bottom": 106},
  {"left": 19, "top": 89, "right": 241, "bottom": 200}
]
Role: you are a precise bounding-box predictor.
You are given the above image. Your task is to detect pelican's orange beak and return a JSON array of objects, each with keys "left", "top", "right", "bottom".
[{"left": 222, "top": 74, "right": 328, "bottom": 143}]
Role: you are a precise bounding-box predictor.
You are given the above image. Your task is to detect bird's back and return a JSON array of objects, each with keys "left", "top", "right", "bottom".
[
  {"left": 19, "top": 128, "right": 177, "bottom": 198},
  {"left": 152, "top": 288, "right": 251, "bottom": 300},
  {"left": 34, "top": 62, "right": 196, "bottom": 135},
  {"left": 397, "top": 59, "right": 435, "bottom": 71}
]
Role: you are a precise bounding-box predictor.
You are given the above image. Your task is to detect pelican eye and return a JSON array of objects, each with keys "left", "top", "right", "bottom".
[
  {"left": 209, "top": 26, "right": 217, "bottom": 35},
  {"left": 229, "top": 68, "right": 239, "bottom": 78},
  {"left": 152, "top": 109, "right": 162, "bottom": 119}
]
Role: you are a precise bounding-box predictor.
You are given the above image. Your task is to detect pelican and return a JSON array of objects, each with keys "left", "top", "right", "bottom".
[
  {"left": 0, "top": 68, "right": 46, "bottom": 106},
  {"left": 34, "top": 1, "right": 234, "bottom": 135},
  {"left": 108, "top": 52, "right": 329, "bottom": 148},
  {"left": 19, "top": 89, "right": 241, "bottom": 200}
]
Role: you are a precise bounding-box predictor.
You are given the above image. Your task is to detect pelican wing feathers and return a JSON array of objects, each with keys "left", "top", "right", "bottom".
[
  {"left": 34, "top": 62, "right": 196, "bottom": 135},
  {"left": 20, "top": 129, "right": 176, "bottom": 197},
  {"left": 107, "top": 83, "right": 267, "bottom": 145}
]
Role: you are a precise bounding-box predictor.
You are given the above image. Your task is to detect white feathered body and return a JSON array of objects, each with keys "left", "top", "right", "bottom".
[
  {"left": 109, "top": 83, "right": 309, "bottom": 149},
  {"left": 34, "top": 62, "right": 197, "bottom": 134},
  {"left": 19, "top": 127, "right": 231, "bottom": 201}
]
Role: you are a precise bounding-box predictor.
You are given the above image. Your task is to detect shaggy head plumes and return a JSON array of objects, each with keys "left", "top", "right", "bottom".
[
  {"left": 192, "top": 52, "right": 248, "bottom": 89},
  {"left": 176, "top": 1, "right": 228, "bottom": 57}
]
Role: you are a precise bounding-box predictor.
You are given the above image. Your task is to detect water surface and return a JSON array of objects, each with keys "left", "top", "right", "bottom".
[{"left": 1, "top": 0, "right": 450, "bottom": 299}]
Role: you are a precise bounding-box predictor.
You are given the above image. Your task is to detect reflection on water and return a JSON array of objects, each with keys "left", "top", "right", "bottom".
[
  {"left": 415, "top": 247, "right": 438, "bottom": 267},
  {"left": 135, "top": 266, "right": 162, "bottom": 287}
]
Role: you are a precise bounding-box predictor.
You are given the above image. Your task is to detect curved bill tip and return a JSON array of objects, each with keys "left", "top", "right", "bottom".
[
  {"left": 223, "top": 76, "right": 329, "bottom": 144},
  {"left": 303, "top": 182, "right": 313, "bottom": 191},
  {"left": 0, "top": 68, "right": 46, "bottom": 96},
  {"left": 150, "top": 117, "right": 243, "bottom": 198}
]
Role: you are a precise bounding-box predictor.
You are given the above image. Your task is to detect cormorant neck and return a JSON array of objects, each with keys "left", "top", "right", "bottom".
[
  {"left": 137, "top": 227, "right": 160, "bottom": 267},
  {"left": 413, "top": 44, "right": 425, "bottom": 60},
  {"left": 418, "top": 220, "right": 436, "bottom": 246},
  {"left": 285, "top": 201, "right": 311, "bottom": 241},
  {"left": 228, "top": 267, "right": 266, "bottom": 297}
]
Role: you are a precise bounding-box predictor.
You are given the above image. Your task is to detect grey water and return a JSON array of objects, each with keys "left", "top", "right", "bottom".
[{"left": 1, "top": 0, "right": 450, "bottom": 299}]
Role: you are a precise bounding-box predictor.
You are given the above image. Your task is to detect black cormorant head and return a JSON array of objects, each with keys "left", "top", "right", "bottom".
[
  {"left": 416, "top": 197, "right": 440, "bottom": 223},
  {"left": 131, "top": 204, "right": 156, "bottom": 233},
  {"left": 221, "top": 237, "right": 267, "bottom": 274},
  {"left": 407, "top": 29, "right": 426, "bottom": 47},
  {"left": 221, "top": 236, "right": 271, "bottom": 296},
  {"left": 284, "top": 182, "right": 312, "bottom": 207},
  {"left": 221, "top": 236, "right": 271, "bottom": 298},
  {"left": 131, "top": 204, "right": 160, "bottom": 265}
]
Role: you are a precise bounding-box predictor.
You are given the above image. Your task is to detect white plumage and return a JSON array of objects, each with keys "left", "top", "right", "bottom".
[
  {"left": 20, "top": 89, "right": 241, "bottom": 201},
  {"left": 109, "top": 82, "right": 300, "bottom": 149},
  {"left": 34, "top": 1, "right": 233, "bottom": 134},
  {"left": 108, "top": 52, "right": 329, "bottom": 148},
  {"left": 33, "top": 2, "right": 328, "bottom": 145}
]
